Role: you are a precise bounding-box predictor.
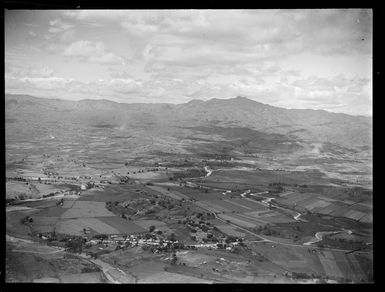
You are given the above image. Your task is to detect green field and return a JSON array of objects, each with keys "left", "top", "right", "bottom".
[{"left": 98, "top": 217, "right": 146, "bottom": 234}]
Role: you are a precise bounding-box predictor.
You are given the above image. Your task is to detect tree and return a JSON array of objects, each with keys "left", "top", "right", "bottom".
[
  {"left": 225, "top": 235, "right": 236, "bottom": 244},
  {"left": 170, "top": 253, "right": 177, "bottom": 265},
  {"left": 65, "top": 237, "right": 83, "bottom": 252},
  {"left": 168, "top": 233, "right": 176, "bottom": 242},
  {"left": 149, "top": 225, "right": 156, "bottom": 232}
]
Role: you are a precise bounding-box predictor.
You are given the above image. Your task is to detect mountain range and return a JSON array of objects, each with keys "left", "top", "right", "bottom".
[{"left": 5, "top": 94, "right": 372, "bottom": 152}]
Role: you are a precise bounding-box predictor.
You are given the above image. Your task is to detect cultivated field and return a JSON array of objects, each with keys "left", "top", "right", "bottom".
[
  {"left": 60, "top": 201, "right": 116, "bottom": 218},
  {"left": 275, "top": 192, "right": 372, "bottom": 223},
  {"left": 56, "top": 218, "right": 120, "bottom": 235},
  {"left": 99, "top": 217, "right": 146, "bottom": 234}
]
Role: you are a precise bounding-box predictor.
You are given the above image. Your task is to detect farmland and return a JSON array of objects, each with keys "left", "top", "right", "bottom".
[
  {"left": 5, "top": 96, "right": 372, "bottom": 283},
  {"left": 6, "top": 157, "right": 373, "bottom": 283}
]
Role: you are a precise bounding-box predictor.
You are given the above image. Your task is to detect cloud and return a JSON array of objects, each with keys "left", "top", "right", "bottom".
[
  {"left": 64, "top": 40, "right": 124, "bottom": 64},
  {"left": 63, "top": 10, "right": 371, "bottom": 57},
  {"left": 20, "top": 76, "right": 74, "bottom": 90},
  {"left": 5, "top": 69, "right": 372, "bottom": 115},
  {"left": 5, "top": 65, "right": 55, "bottom": 78},
  {"left": 285, "top": 75, "right": 372, "bottom": 115},
  {"left": 48, "top": 18, "right": 74, "bottom": 33},
  {"left": 5, "top": 10, "right": 372, "bottom": 115}
]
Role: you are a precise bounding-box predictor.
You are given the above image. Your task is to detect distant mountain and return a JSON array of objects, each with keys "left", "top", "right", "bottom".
[{"left": 5, "top": 94, "right": 372, "bottom": 149}]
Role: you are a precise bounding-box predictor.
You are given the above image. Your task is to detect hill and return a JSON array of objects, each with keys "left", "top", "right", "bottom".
[{"left": 5, "top": 94, "right": 371, "bottom": 151}]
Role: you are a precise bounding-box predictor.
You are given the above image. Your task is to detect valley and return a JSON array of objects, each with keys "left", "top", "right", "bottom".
[{"left": 5, "top": 94, "right": 373, "bottom": 283}]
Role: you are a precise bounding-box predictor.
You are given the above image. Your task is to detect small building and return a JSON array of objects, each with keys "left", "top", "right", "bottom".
[{"left": 80, "top": 184, "right": 87, "bottom": 190}]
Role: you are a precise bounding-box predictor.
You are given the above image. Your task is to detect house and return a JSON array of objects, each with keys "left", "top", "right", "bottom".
[{"left": 80, "top": 184, "right": 87, "bottom": 190}]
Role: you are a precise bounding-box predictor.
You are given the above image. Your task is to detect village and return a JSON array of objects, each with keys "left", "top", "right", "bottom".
[{"left": 36, "top": 225, "right": 244, "bottom": 260}]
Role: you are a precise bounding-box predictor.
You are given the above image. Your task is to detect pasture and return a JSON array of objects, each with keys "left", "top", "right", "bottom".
[
  {"left": 77, "top": 187, "right": 139, "bottom": 202},
  {"left": 227, "top": 198, "right": 267, "bottom": 211},
  {"left": 56, "top": 218, "right": 120, "bottom": 235},
  {"left": 6, "top": 210, "right": 36, "bottom": 238},
  {"left": 33, "top": 206, "right": 68, "bottom": 217},
  {"left": 139, "top": 271, "right": 213, "bottom": 283},
  {"left": 205, "top": 168, "right": 329, "bottom": 187},
  {"left": 215, "top": 225, "right": 246, "bottom": 237},
  {"left": 59, "top": 272, "right": 104, "bottom": 283},
  {"left": 276, "top": 192, "right": 372, "bottom": 223},
  {"left": 146, "top": 185, "right": 187, "bottom": 200},
  {"left": 134, "top": 219, "right": 173, "bottom": 234},
  {"left": 251, "top": 243, "right": 371, "bottom": 282},
  {"left": 172, "top": 186, "right": 224, "bottom": 201},
  {"left": 6, "top": 181, "right": 34, "bottom": 200},
  {"left": 218, "top": 214, "right": 259, "bottom": 228},
  {"left": 30, "top": 216, "right": 59, "bottom": 233},
  {"left": 98, "top": 217, "right": 146, "bottom": 234},
  {"left": 60, "top": 201, "right": 115, "bottom": 218}
]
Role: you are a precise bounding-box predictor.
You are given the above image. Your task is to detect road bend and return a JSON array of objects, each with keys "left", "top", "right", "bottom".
[{"left": 154, "top": 186, "right": 355, "bottom": 253}]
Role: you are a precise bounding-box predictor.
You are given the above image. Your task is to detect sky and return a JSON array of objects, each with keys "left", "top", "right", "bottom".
[{"left": 5, "top": 9, "right": 372, "bottom": 116}]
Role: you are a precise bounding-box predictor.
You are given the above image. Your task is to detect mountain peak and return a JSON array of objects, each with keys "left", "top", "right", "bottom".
[
  {"left": 187, "top": 99, "right": 205, "bottom": 104},
  {"left": 235, "top": 96, "right": 250, "bottom": 100},
  {"left": 223, "top": 96, "right": 268, "bottom": 107}
]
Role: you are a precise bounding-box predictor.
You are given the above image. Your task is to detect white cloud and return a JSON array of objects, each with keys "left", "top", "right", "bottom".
[
  {"left": 5, "top": 10, "right": 372, "bottom": 115},
  {"left": 5, "top": 65, "right": 55, "bottom": 78},
  {"left": 20, "top": 76, "right": 73, "bottom": 90},
  {"left": 48, "top": 18, "right": 74, "bottom": 34},
  {"left": 64, "top": 40, "right": 124, "bottom": 64}
]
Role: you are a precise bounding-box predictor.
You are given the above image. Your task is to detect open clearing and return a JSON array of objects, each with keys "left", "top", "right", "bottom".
[
  {"left": 98, "top": 217, "right": 146, "bottom": 234},
  {"left": 60, "top": 201, "right": 115, "bottom": 218},
  {"left": 6, "top": 181, "right": 35, "bottom": 199},
  {"left": 147, "top": 185, "right": 188, "bottom": 200},
  {"left": 218, "top": 213, "right": 259, "bottom": 228},
  {"left": 6, "top": 210, "right": 37, "bottom": 238},
  {"left": 30, "top": 216, "right": 59, "bottom": 233},
  {"left": 33, "top": 206, "right": 68, "bottom": 217},
  {"left": 77, "top": 185, "right": 140, "bottom": 202},
  {"left": 139, "top": 271, "right": 213, "bottom": 283},
  {"left": 215, "top": 225, "right": 246, "bottom": 237},
  {"left": 59, "top": 272, "right": 103, "bottom": 283},
  {"left": 205, "top": 169, "right": 329, "bottom": 187},
  {"left": 133, "top": 219, "right": 173, "bottom": 233},
  {"left": 250, "top": 243, "right": 371, "bottom": 282},
  {"left": 56, "top": 218, "right": 120, "bottom": 235},
  {"left": 276, "top": 192, "right": 372, "bottom": 223}
]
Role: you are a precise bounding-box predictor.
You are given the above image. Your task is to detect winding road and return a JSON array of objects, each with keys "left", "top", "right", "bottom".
[
  {"left": 6, "top": 233, "right": 134, "bottom": 284},
  {"left": 153, "top": 182, "right": 356, "bottom": 252},
  {"left": 303, "top": 229, "right": 353, "bottom": 246},
  {"left": 78, "top": 253, "right": 136, "bottom": 284},
  {"left": 204, "top": 166, "right": 213, "bottom": 177}
]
